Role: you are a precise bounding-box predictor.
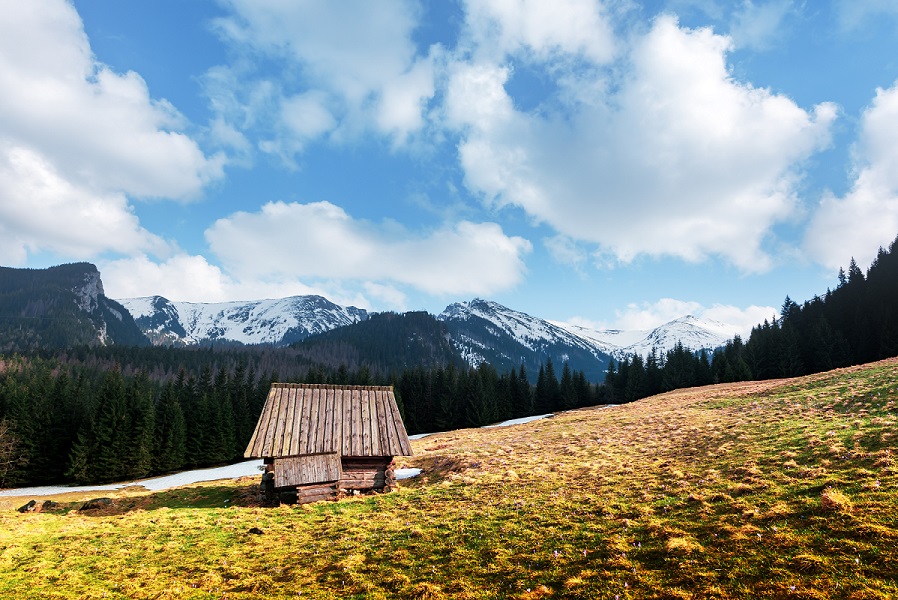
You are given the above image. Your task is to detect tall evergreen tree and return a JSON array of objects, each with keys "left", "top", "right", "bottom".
[
  {"left": 124, "top": 372, "right": 155, "bottom": 479},
  {"left": 560, "top": 362, "right": 576, "bottom": 409},
  {"left": 153, "top": 380, "right": 187, "bottom": 473},
  {"left": 544, "top": 358, "right": 561, "bottom": 411}
]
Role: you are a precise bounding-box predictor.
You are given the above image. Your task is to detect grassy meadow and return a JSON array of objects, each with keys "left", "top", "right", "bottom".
[{"left": 1, "top": 358, "right": 897, "bottom": 599}]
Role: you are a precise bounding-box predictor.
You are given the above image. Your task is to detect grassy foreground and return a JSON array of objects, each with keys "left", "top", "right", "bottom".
[{"left": 1, "top": 359, "right": 897, "bottom": 599}]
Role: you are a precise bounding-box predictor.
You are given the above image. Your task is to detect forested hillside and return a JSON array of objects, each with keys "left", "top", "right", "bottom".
[
  {"left": 0, "top": 345, "right": 600, "bottom": 488},
  {"left": 0, "top": 263, "right": 148, "bottom": 350},
  {"left": 291, "top": 311, "right": 463, "bottom": 375}
]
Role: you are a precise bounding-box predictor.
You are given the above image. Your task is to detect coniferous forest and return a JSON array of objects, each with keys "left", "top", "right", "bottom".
[
  {"left": 2, "top": 235, "right": 898, "bottom": 488},
  {"left": 0, "top": 348, "right": 601, "bottom": 488}
]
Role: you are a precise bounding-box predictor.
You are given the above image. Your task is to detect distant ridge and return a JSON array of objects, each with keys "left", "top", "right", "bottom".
[
  {"left": 0, "top": 263, "right": 742, "bottom": 373},
  {"left": 116, "top": 294, "right": 736, "bottom": 381},
  {"left": 437, "top": 298, "right": 613, "bottom": 382},
  {"left": 552, "top": 314, "right": 738, "bottom": 360}
]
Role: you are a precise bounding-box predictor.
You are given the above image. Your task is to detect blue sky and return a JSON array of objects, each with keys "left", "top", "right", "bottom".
[{"left": 2, "top": 0, "right": 898, "bottom": 335}]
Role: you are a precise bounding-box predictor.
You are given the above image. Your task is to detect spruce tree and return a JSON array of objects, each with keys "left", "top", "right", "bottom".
[
  {"left": 560, "top": 362, "right": 576, "bottom": 409},
  {"left": 124, "top": 373, "right": 155, "bottom": 479},
  {"left": 91, "top": 368, "right": 128, "bottom": 482},
  {"left": 154, "top": 380, "right": 187, "bottom": 473},
  {"left": 544, "top": 358, "right": 561, "bottom": 411},
  {"left": 463, "top": 367, "right": 487, "bottom": 427}
]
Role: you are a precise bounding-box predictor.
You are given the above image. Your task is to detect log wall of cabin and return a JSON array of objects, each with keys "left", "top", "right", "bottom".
[
  {"left": 268, "top": 455, "right": 398, "bottom": 505},
  {"left": 338, "top": 456, "right": 396, "bottom": 492}
]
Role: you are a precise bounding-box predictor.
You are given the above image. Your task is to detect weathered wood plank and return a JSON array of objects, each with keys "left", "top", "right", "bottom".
[
  {"left": 332, "top": 386, "right": 343, "bottom": 457},
  {"left": 265, "top": 389, "right": 287, "bottom": 460},
  {"left": 350, "top": 388, "right": 363, "bottom": 456},
  {"left": 341, "top": 387, "right": 352, "bottom": 457},
  {"left": 308, "top": 386, "right": 320, "bottom": 455},
  {"left": 385, "top": 386, "right": 413, "bottom": 456},
  {"left": 321, "top": 387, "right": 333, "bottom": 455},
  {"left": 298, "top": 492, "right": 337, "bottom": 504},
  {"left": 373, "top": 390, "right": 390, "bottom": 457},
  {"left": 244, "top": 383, "right": 277, "bottom": 457},
  {"left": 299, "top": 386, "right": 313, "bottom": 455},
  {"left": 286, "top": 386, "right": 302, "bottom": 457},
  {"left": 360, "top": 388, "right": 373, "bottom": 456},
  {"left": 260, "top": 385, "right": 283, "bottom": 456},
  {"left": 273, "top": 453, "right": 341, "bottom": 488},
  {"left": 280, "top": 386, "right": 297, "bottom": 457},
  {"left": 314, "top": 386, "right": 327, "bottom": 454}
]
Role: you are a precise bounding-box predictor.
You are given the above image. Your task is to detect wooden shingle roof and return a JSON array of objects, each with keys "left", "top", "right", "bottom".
[{"left": 244, "top": 384, "right": 412, "bottom": 459}]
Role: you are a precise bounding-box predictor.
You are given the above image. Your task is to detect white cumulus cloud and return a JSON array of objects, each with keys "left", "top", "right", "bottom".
[
  {"left": 204, "top": 201, "right": 532, "bottom": 297},
  {"left": 0, "top": 0, "right": 223, "bottom": 264},
  {"left": 100, "top": 253, "right": 357, "bottom": 305},
  {"left": 447, "top": 14, "right": 835, "bottom": 272},
  {"left": 462, "top": 0, "right": 616, "bottom": 63},
  {"left": 805, "top": 81, "right": 898, "bottom": 271},
  {"left": 211, "top": 0, "right": 436, "bottom": 154}
]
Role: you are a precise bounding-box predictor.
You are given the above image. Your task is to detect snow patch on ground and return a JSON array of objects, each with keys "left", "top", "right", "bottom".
[
  {"left": 410, "top": 413, "right": 555, "bottom": 440},
  {"left": 395, "top": 468, "right": 422, "bottom": 480},
  {"left": 484, "top": 414, "right": 553, "bottom": 428},
  {"left": 0, "top": 460, "right": 265, "bottom": 498}
]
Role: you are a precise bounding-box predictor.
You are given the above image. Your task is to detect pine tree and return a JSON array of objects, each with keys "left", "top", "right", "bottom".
[
  {"left": 463, "top": 367, "right": 487, "bottom": 427},
  {"left": 534, "top": 365, "right": 549, "bottom": 413},
  {"left": 544, "top": 358, "right": 561, "bottom": 411},
  {"left": 91, "top": 368, "right": 128, "bottom": 482},
  {"left": 516, "top": 365, "right": 532, "bottom": 416},
  {"left": 624, "top": 354, "right": 647, "bottom": 402},
  {"left": 154, "top": 380, "right": 187, "bottom": 473},
  {"left": 560, "top": 362, "right": 576, "bottom": 409},
  {"left": 124, "top": 373, "right": 155, "bottom": 479},
  {"left": 432, "top": 365, "right": 456, "bottom": 432}
]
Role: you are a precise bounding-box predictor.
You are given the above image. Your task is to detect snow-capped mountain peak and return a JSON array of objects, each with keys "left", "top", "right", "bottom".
[
  {"left": 552, "top": 314, "right": 738, "bottom": 360},
  {"left": 118, "top": 295, "right": 368, "bottom": 346}
]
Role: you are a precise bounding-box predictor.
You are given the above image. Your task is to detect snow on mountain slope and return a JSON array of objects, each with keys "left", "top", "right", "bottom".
[
  {"left": 439, "top": 298, "right": 604, "bottom": 355},
  {"left": 118, "top": 295, "right": 368, "bottom": 346},
  {"left": 553, "top": 315, "right": 738, "bottom": 359},
  {"left": 551, "top": 323, "right": 650, "bottom": 355},
  {"left": 119, "top": 291, "right": 738, "bottom": 365},
  {"left": 438, "top": 299, "right": 612, "bottom": 381}
]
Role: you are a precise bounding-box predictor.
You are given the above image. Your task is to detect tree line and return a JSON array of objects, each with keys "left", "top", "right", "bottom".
[
  {"left": 396, "top": 358, "right": 601, "bottom": 435},
  {"left": 0, "top": 350, "right": 602, "bottom": 488},
  {"left": 0, "top": 355, "right": 276, "bottom": 487}
]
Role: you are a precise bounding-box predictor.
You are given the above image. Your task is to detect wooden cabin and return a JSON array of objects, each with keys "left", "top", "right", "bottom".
[{"left": 244, "top": 383, "right": 413, "bottom": 504}]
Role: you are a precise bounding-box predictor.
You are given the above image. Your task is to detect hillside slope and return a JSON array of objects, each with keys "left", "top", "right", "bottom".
[
  {"left": 2, "top": 358, "right": 896, "bottom": 598},
  {"left": 439, "top": 298, "right": 612, "bottom": 381}
]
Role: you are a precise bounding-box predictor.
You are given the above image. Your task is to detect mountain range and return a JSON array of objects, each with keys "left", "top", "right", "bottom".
[
  {"left": 0, "top": 263, "right": 739, "bottom": 379},
  {"left": 120, "top": 295, "right": 369, "bottom": 346}
]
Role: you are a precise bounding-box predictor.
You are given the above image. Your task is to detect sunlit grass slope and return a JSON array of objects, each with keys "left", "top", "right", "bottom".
[{"left": 1, "top": 358, "right": 897, "bottom": 599}]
